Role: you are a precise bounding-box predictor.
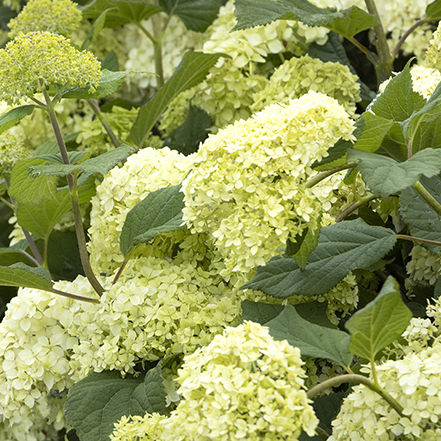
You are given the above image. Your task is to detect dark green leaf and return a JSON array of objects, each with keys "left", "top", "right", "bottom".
[
  {"left": 0, "top": 248, "right": 36, "bottom": 266},
  {"left": 426, "top": 0, "right": 441, "bottom": 20},
  {"left": 400, "top": 175, "right": 441, "bottom": 254},
  {"left": 65, "top": 367, "right": 167, "bottom": 441},
  {"left": 29, "top": 145, "right": 134, "bottom": 178},
  {"left": 291, "top": 222, "right": 321, "bottom": 270},
  {"left": 101, "top": 51, "right": 120, "bottom": 72},
  {"left": 349, "top": 148, "right": 441, "bottom": 197},
  {"left": 159, "top": 0, "right": 223, "bottom": 32},
  {"left": 131, "top": 51, "right": 223, "bottom": 147},
  {"left": 81, "top": 0, "right": 163, "bottom": 27},
  {"left": 434, "top": 277, "right": 441, "bottom": 299},
  {"left": 238, "top": 300, "right": 285, "bottom": 325},
  {"left": 62, "top": 70, "right": 132, "bottom": 100},
  {"left": 81, "top": 8, "right": 113, "bottom": 49},
  {"left": 120, "top": 184, "right": 186, "bottom": 255},
  {"left": 162, "top": 105, "right": 211, "bottom": 155},
  {"left": 234, "top": 0, "right": 375, "bottom": 38},
  {"left": 33, "top": 132, "right": 83, "bottom": 156},
  {"left": 0, "top": 105, "right": 35, "bottom": 136},
  {"left": 0, "top": 263, "right": 53, "bottom": 290},
  {"left": 242, "top": 219, "right": 397, "bottom": 297},
  {"left": 346, "top": 276, "right": 412, "bottom": 360},
  {"left": 352, "top": 112, "right": 394, "bottom": 153},
  {"left": 265, "top": 305, "right": 353, "bottom": 366}
]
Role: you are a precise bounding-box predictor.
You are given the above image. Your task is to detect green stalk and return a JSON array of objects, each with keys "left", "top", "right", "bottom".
[
  {"left": 397, "top": 234, "right": 441, "bottom": 247},
  {"left": 22, "top": 227, "right": 44, "bottom": 267},
  {"left": 305, "top": 162, "right": 357, "bottom": 189},
  {"left": 42, "top": 88, "right": 104, "bottom": 296},
  {"left": 392, "top": 18, "right": 429, "bottom": 58},
  {"left": 88, "top": 99, "right": 120, "bottom": 148},
  {"left": 307, "top": 374, "right": 404, "bottom": 417},
  {"left": 50, "top": 287, "right": 100, "bottom": 303},
  {"left": 335, "top": 194, "right": 377, "bottom": 222},
  {"left": 413, "top": 181, "right": 441, "bottom": 217},
  {"left": 364, "top": 0, "right": 394, "bottom": 83}
]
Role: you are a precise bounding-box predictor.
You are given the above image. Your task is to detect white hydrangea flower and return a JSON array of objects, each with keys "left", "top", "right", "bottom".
[
  {"left": 410, "top": 64, "right": 441, "bottom": 99},
  {"left": 110, "top": 413, "right": 166, "bottom": 441},
  {"left": 182, "top": 91, "right": 355, "bottom": 280},
  {"left": 160, "top": 321, "right": 318, "bottom": 440}
]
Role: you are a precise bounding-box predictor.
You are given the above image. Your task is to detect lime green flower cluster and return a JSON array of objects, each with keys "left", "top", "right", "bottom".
[
  {"left": 423, "top": 21, "right": 441, "bottom": 72},
  {"left": 330, "top": 295, "right": 441, "bottom": 440},
  {"left": 251, "top": 55, "right": 361, "bottom": 116},
  {"left": 411, "top": 65, "right": 441, "bottom": 99},
  {"left": 405, "top": 244, "right": 441, "bottom": 289},
  {"left": 0, "top": 132, "right": 31, "bottom": 177},
  {"left": 159, "top": 321, "right": 318, "bottom": 440},
  {"left": 182, "top": 91, "right": 355, "bottom": 279},
  {"left": 110, "top": 413, "right": 166, "bottom": 441},
  {"left": 0, "top": 31, "right": 101, "bottom": 105},
  {"left": 7, "top": 0, "right": 82, "bottom": 38},
  {"left": 87, "top": 147, "right": 194, "bottom": 276}
]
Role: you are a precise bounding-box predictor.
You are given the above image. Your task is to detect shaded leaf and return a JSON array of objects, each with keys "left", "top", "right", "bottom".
[
  {"left": 346, "top": 276, "right": 412, "bottom": 360},
  {"left": 65, "top": 367, "right": 167, "bottom": 441},
  {"left": 0, "top": 263, "right": 53, "bottom": 290},
  {"left": 238, "top": 300, "right": 285, "bottom": 326},
  {"left": 131, "top": 51, "right": 223, "bottom": 147},
  {"left": 349, "top": 148, "right": 441, "bottom": 197},
  {"left": 0, "top": 105, "right": 35, "bottom": 136},
  {"left": 265, "top": 305, "right": 353, "bottom": 366},
  {"left": 120, "top": 184, "right": 185, "bottom": 255},
  {"left": 242, "top": 219, "right": 397, "bottom": 297},
  {"left": 81, "top": 8, "right": 112, "bottom": 49}
]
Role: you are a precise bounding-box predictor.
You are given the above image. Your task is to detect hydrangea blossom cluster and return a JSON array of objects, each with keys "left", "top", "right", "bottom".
[
  {"left": 182, "top": 91, "right": 355, "bottom": 278},
  {"left": 87, "top": 147, "right": 194, "bottom": 275},
  {"left": 160, "top": 321, "right": 318, "bottom": 440},
  {"left": 251, "top": 54, "right": 361, "bottom": 115},
  {"left": 110, "top": 413, "right": 167, "bottom": 441},
  {"left": 410, "top": 65, "right": 441, "bottom": 99},
  {"left": 423, "top": 21, "right": 441, "bottom": 72},
  {"left": 405, "top": 244, "right": 441, "bottom": 289},
  {"left": 7, "top": 0, "right": 82, "bottom": 38},
  {"left": 0, "top": 31, "right": 102, "bottom": 105},
  {"left": 0, "top": 132, "right": 31, "bottom": 177}
]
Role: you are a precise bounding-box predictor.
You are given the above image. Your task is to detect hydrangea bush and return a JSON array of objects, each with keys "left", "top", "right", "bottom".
[{"left": 1, "top": 0, "right": 441, "bottom": 440}]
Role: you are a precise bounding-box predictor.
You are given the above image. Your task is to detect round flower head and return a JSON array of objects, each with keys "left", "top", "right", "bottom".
[
  {"left": 0, "top": 132, "right": 31, "bottom": 176},
  {"left": 0, "top": 31, "right": 101, "bottom": 105},
  {"left": 110, "top": 413, "right": 166, "bottom": 441},
  {"left": 161, "top": 321, "right": 318, "bottom": 440},
  {"left": 410, "top": 64, "right": 441, "bottom": 99},
  {"left": 7, "top": 0, "right": 82, "bottom": 38},
  {"left": 424, "top": 21, "right": 441, "bottom": 72}
]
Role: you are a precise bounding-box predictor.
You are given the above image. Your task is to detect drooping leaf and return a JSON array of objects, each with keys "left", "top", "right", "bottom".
[
  {"left": 28, "top": 145, "right": 134, "bottom": 178},
  {"left": 242, "top": 219, "right": 397, "bottom": 297},
  {"left": 81, "top": 0, "right": 163, "bottom": 27},
  {"left": 131, "top": 51, "right": 223, "bottom": 147},
  {"left": 349, "top": 148, "right": 441, "bottom": 197},
  {"left": 159, "top": 0, "right": 223, "bottom": 32},
  {"left": 346, "top": 276, "right": 412, "bottom": 360},
  {"left": 400, "top": 175, "right": 441, "bottom": 254},
  {"left": 234, "top": 0, "right": 376, "bottom": 39},
  {"left": 9, "top": 158, "right": 58, "bottom": 205},
  {"left": 0, "top": 263, "right": 53, "bottom": 291},
  {"left": 265, "top": 305, "right": 353, "bottom": 367},
  {"left": 65, "top": 367, "right": 167, "bottom": 441},
  {"left": 162, "top": 105, "right": 211, "bottom": 155},
  {"left": 0, "top": 105, "right": 35, "bottom": 136},
  {"left": 120, "top": 184, "right": 186, "bottom": 255},
  {"left": 81, "top": 8, "right": 113, "bottom": 49},
  {"left": 62, "top": 70, "right": 132, "bottom": 100}
]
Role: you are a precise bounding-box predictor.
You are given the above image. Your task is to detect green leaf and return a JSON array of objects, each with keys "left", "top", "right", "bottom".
[
  {"left": 0, "top": 263, "right": 53, "bottom": 290},
  {"left": 426, "top": 0, "right": 441, "bottom": 20},
  {"left": 131, "top": 51, "right": 223, "bottom": 147},
  {"left": 238, "top": 300, "right": 285, "bottom": 326},
  {"left": 81, "top": 8, "right": 112, "bottom": 49},
  {"left": 162, "top": 105, "right": 211, "bottom": 155},
  {"left": 101, "top": 51, "right": 120, "bottom": 72},
  {"left": 62, "top": 70, "right": 132, "bottom": 100},
  {"left": 349, "top": 148, "right": 441, "bottom": 197},
  {"left": 234, "top": 0, "right": 376, "bottom": 38},
  {"left": 120, "top": 184, "right": 186, "bottom": 255},
  {"left": 29, "top": 145, "right": 134, "bottom": 178},
  {"left": 400, "top": 175, "right": 441, "bottom": 254},
  {"left": 0, "top": 248, "right": 36, "bottom": 266},
  {"left": 9, "top": 158, "right": 58, "bottom": 205},
  {"left": 291, "top": 222, "right": 321, "bottom": 270},
  {"left": 352, "top": 112, "right": 394, "bottom": 153},
  {"left": 81, "top": 0, "right": 163, "bottom": 27},
  {"left": 265, "top": 305, "right": 353, "bottom": 366},
  {"left": 0, "top": 105, "right": 35, "bottom": 136},
  {"left": 33, "top": 132, "right": 83, "bottom": 156},
  {"left": 346, "top": 276, "right": 412, "bottom": 360},
  {"left": 65, "top": 367, "right": 167, "bottom": 441},
  {"left": 242, "top": 219, "right": 397, "bottom": 297},
  {"left": 159, "top": 0, "right": 223, "bottom": 32}
]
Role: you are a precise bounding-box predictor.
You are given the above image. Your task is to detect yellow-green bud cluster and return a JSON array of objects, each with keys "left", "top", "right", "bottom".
[
  {"left": 0, "top": 132, "right": 31, "bottom": 176},
  {"left": 0, "top": 31, "right": 101, "bottom": 105},
  {"left": 251, "top": 55, "right": 361, "bottom": 116},
  {"left": 424, "top": 21, "right": 441, "bottom": 72},
  {"left": 7, "top": 0, "right": 82, "bottom": 39}
]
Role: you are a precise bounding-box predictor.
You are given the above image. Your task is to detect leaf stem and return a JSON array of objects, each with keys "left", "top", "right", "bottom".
[
  {"left": 42, "top": 87, "right": 104, "bottom": 296},
  {"left": 50, "top": 287, "right": 100, "bottom": 303},
  {"left": 21, "top": 227, "right": 44, "bottom": 266},
  {"left": 19, "top": 250, "right": 40, "bottom": 267},
  {"left": 307, "top": 373, "right": 404, "bottom": 417},
  {"left": 397, "top": 234, "right": 441, "bottom": 247},
  {"left": 364, "top": 0, "right": 393, "bottom": 83},
  {"left": 335, "top": 194, "right": 377, "bottom": 222},
  {"left": 346, "top": 35, "right": 376, "bottom": 59},
  {"left": 392, "top": 18, "right": 429, "bottom": 58},
  {"left": 413, "top": 180, "right": 441, "bottom": 217},
  {"left": 88, "top": 99, "right": 120, "bottom": 148},
  {"left": 306, "top": 162, "right": 357, "bottom": 188}
]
